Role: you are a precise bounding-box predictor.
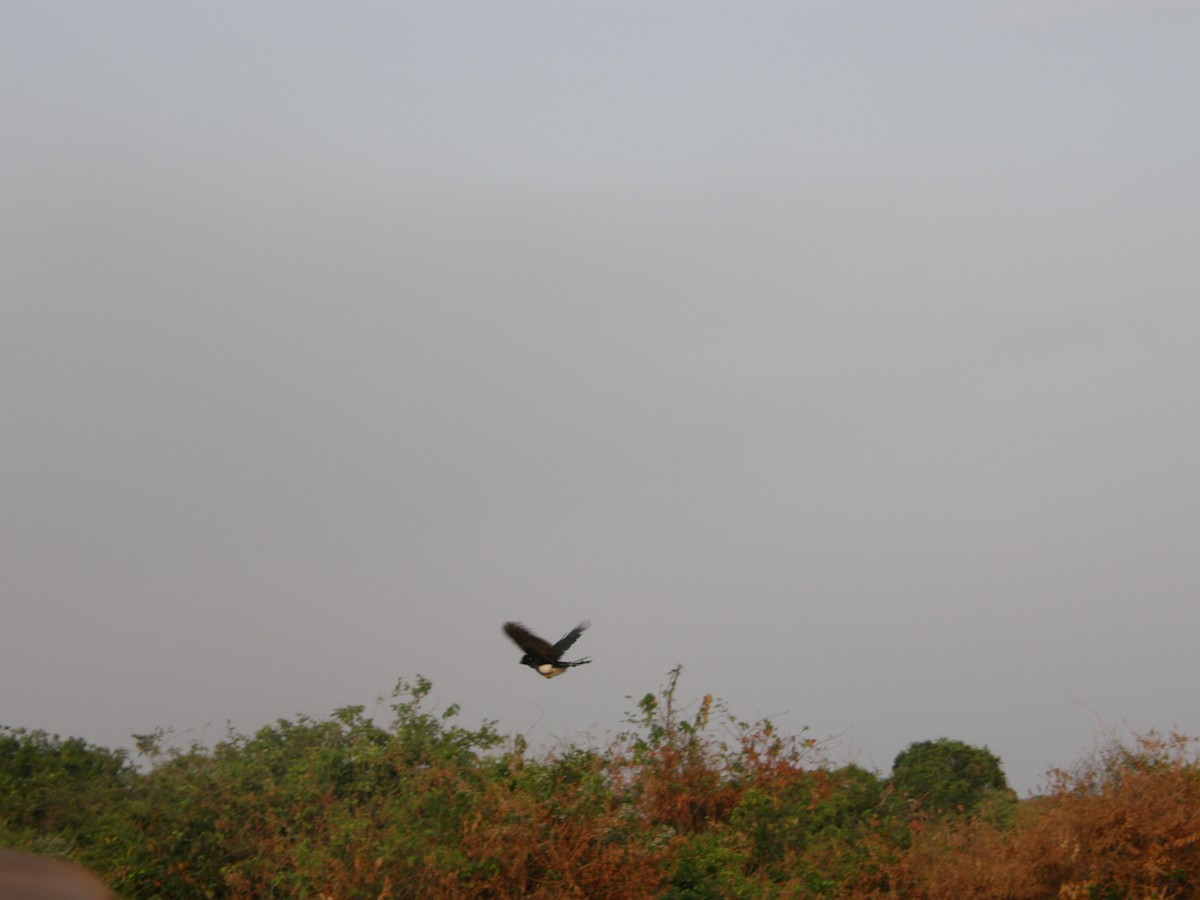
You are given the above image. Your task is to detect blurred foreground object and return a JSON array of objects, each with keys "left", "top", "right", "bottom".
[{"left": 0, "top": 848, "right": 115, "bottom": 900}]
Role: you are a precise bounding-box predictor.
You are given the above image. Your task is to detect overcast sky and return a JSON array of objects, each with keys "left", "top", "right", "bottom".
[{"left": 3, "top": 1, "right": 1198, "bottom": 795}]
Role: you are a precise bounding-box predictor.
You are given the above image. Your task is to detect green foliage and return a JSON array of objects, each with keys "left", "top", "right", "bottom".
[
  {"left": 6, "top": 680, "right": 1200, "bottom": 898},
  {"left": 0, "top": 725, "right": 134, "bottom": 870},
  {"left": 665, "top": 830, "right": 755, "bottom": 899},
  {"left": 888, "top": 737, "right": 1012, "bottom": 818},
  {"left": 201, "top": 676, "right": 505, "bottom": 897}
]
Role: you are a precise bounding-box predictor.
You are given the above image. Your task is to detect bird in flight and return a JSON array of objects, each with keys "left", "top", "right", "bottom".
[{"left": 504, "top": 620, "right": 591, "bottom": 678}]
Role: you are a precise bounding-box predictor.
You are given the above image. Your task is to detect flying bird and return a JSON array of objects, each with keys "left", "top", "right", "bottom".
[{"left": 504, "top": 620, "right": 591, "bottom": 678}]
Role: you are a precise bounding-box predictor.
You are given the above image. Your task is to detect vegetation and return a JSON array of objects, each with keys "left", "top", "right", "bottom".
[{"left": 4, "top": 668, "right": 1200, "bottom": 897}]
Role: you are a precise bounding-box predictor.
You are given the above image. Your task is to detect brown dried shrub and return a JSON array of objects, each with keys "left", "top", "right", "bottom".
[{"left": 849, "top": 731, "right": 1200, "bottom": 900}]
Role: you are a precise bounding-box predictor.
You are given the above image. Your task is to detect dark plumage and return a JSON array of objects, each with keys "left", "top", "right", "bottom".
[{"left": 503, "top": 620, "right": 591, "bottom": 678}]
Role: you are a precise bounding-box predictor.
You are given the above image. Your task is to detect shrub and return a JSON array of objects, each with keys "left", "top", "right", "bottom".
[{"left": 7, "top": 680, "right": 1200, "bottom": 898}]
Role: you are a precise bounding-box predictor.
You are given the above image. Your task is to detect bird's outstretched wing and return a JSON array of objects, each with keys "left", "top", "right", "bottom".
[
  {"left": 504, "top": 622, "right": 558, "bottom": 659},
  {"left": 553, "top": 621, "right": 590, "bottom": 656}
]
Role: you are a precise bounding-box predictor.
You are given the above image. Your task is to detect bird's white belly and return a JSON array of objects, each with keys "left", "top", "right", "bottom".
[{"left": 538, "top": 663, "right": 565, "bottom": 678}]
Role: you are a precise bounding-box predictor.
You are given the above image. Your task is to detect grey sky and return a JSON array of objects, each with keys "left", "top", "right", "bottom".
[{"left": 3, "top": 1, "right": 1198, "bottom": 794}]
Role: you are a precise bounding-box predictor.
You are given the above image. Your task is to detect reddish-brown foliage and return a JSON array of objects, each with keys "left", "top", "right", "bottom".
[
  {"left": 831, "top": 731, "right": 1200, "bottom": 899},
  {"left": 8, "top": 679, "right": 1200, "bottom": 897}
]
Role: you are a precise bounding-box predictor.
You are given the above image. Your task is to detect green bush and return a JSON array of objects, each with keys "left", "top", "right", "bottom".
[
  {"left": 8, "top": 675, "right": 1200, "bottom": 899},
  {"left": 0, "top": 725, "right": 135, "bottom": 873},
  {"left": 888, "top": 737, "right": 1012, "bottom": 818}
]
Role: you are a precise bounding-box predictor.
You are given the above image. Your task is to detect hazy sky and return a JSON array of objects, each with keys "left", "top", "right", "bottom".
[{"left": 3, "top": 1, "right": 1198, "bottom": 795}]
